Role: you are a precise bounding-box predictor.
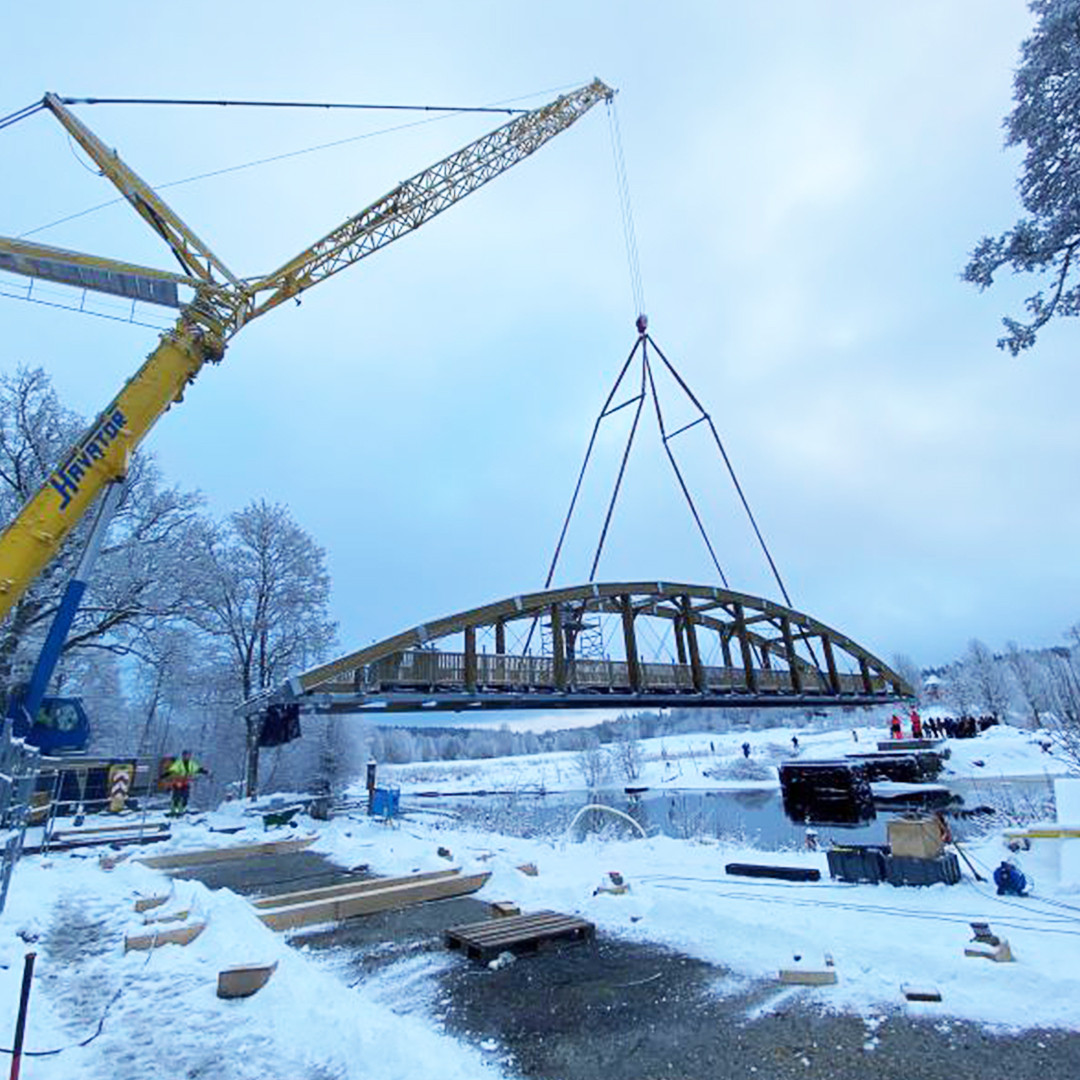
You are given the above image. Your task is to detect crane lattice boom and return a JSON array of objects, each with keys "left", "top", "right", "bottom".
[
  {"left": 0, "top": 79, "right": 614, "bottom": 622},
  {"left": 249, "top": 80, "right": 612, "bottom": 322}
]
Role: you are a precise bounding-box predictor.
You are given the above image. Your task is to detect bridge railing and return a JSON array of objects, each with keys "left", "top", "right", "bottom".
[{"left": 360, "top": 651, "right": 884, "bottom": 697}]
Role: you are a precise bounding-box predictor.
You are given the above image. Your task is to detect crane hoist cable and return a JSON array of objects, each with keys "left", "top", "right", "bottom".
[
  {"left": 607, "top": 99, "right": 645, "bottom": 319},
  {"left": 531, "top": 100, "right": 799, "bottom": 662}
]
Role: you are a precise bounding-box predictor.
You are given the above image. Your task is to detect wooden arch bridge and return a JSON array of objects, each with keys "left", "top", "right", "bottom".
[{"left": 250, "top": 581, "right": 912, "bottom": 722}]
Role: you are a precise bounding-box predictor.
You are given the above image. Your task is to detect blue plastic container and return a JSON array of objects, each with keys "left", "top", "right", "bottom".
[{"left": 370, "top": 786, "right": 400, "bottom": 818}]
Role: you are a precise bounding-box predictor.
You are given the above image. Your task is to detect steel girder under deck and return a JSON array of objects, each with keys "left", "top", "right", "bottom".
[{"left": 250, "top": 582, "right": 912, "bottom": 717}]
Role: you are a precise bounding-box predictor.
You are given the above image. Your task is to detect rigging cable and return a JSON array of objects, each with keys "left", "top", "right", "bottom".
[
  {"left": 12, "top": 84, "right": 580, "bottom": 241},
  {"left": 646, "top": 334, "right": 796, "bottom": 609},
  {"left": 608, "top": 95, "right": 794, "bottom": 610},
  {"left": 589, "top": 359, "right": 648, "bottom": 582},
  {"left": 606, "top": 99, "right": 645, "bottom": 318},
  {"left": 641, "top": 878, "right": 1080, "bottom": 936},
  {"left": 66, "top": 132, "right": 102, "bottom": 174},
  {"left": 0, "top": 99, "right": 45, "bottom": 132},
  {"left": 59, "top": 96, "right": 526, "bottom": 115},
  {"left": 536, "top": 95, "right": 652, "bottom": 617},
  {"left": 644, "top": 351, "right": 729, "bottom": 586},
  {"left": 541, "top": 340, "right": 643, "bottom": 591},
  {"left": 0, "top": 287, "right": 168, "bottom": 331},
  {"left": 17, "top": 113, "right": 470, "bottom": 240}
]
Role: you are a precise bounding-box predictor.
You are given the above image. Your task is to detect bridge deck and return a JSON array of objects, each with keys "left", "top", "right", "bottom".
[
  {"left": 344, "top": 650, "right": 882, "bottom": 696},
  {"left": 298, "top": 649, "right": 896, "bottom": 714}
]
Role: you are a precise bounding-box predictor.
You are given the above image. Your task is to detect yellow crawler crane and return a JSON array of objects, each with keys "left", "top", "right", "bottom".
[{"left": 0, "top": 81, "right": 614, "bottom": 620}]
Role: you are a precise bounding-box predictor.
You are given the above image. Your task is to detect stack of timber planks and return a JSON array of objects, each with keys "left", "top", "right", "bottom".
[
  {"left": 255, "top": 867, "right": 491, "bottom": 931},
  {"left": 137, "top": 834, "right": 318, "bottom": 870}
]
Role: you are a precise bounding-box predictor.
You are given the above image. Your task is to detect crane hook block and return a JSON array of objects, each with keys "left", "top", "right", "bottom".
[{"left": 636, "top": 313, "right": 648, "bottom": 337}]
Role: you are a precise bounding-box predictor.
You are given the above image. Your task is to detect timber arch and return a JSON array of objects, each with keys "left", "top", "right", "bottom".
[{"left": 254, "top": 581, "right": 912, "bottom": 717}]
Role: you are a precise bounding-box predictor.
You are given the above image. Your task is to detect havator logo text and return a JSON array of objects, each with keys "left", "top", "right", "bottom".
[{"left": 50, "top": 408, "right": 128, "bottom": 510}]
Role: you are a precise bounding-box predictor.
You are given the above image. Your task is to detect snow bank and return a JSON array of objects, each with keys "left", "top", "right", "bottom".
[
  {"left": 0, "top": 832, "right": 506, "bottom": 1079},
  {"left": 0, "top": 718, "right": 1076, "bottom": 1080}
]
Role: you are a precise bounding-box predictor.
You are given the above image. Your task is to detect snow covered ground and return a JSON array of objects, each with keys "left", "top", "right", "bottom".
[{"left": 0, "top": 718, "right": 1077, "bottom": 1078}]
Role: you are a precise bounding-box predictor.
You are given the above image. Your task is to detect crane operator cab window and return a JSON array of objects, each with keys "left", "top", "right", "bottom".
[
  {"left": 18, "top": 696, "right": 91, "bottom": 754},
  {"left": 37, "top": 699, "right": 81, "bottom": 732}
]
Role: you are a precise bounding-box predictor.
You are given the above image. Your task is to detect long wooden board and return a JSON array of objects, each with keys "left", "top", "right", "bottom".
[
  {"left": 252, "top": 867, "right": 460, "bottom": 909},
  {"left": 1004, "top": 828, "right": 1080, "bottom": 840},
  {"left": 779, "top": 968, "right": 838, "bottom": 986},
  {"left": 53, "top": 821, "right": 170, "bottom": 839},
  {"left": 445, "top": 910, "right": 594, "bottom": 962},
  {"left": 124, "top": 921, "right": 206, "bottom": 952},
  {"left": 137, "top": 835, "right": 317, "bottom": 869},
  {"left": 23, "top": 831, "right": 172, "bottom": 855},
  {"left": 134, "top": 893, "right": 170, "bottom": 913},
  {"left": 259, "top": 870, "right": 491, "bottom": 931}
]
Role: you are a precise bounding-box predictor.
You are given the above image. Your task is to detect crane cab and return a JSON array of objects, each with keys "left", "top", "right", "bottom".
[{"left": 12, "top": 695, "right": 90, "bottom": 755}]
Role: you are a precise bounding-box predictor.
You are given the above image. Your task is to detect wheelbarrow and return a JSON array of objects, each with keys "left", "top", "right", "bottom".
[{"left": 262, "top": 806, "right": 301, "bottom": 831}]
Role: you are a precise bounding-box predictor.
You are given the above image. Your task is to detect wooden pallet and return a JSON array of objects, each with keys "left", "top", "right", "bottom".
[{"left": 445, "top": 910, "right": 594, "bottom": 962}]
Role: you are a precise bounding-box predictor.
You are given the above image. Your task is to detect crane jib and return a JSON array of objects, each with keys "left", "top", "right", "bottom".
[{"left": 49, "top": 408, "right": 127, "bottom": 510}]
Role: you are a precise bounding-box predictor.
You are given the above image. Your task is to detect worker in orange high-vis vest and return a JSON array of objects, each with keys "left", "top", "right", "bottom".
[{"left": 166, "top": 750, "right": 210, "bottom": 816}]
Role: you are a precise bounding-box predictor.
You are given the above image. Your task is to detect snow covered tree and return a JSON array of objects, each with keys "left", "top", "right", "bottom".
[
  {"left": 964, "top": 0, "right": 1080, "bottom": 353},
  {"left": 440, "top": 733, "right": 465, "bottom": 760},
  {"left": 612, "top": 715, "right": 644, "bottom": 782},
  {"left": 1006, "top": 640, "right": 1049, "bottom": 727},
  {"left": 68, "top": 457, "right": 207, "bottom": 652},
  {"left": 310, "top": 714, "right": 362, "bottom": 803},
  {"left": 1041, "top": 643, "right": 1080, "bottom": 770},
  {"left": 891, "top": 654, "right": 924, "bottom": 702},
  {"left": 0, "top": 367, "right": 85, "bottom": 698},
  {"left": 0, "top": 366, "right": 209, "bottom": 721},
  {"left": 574, "top": 731, "right": 610, "bottom": 789},
  {"left": 127, "top": 624, "right": 243, "bottom": 793},
  {"left": 965, "top": 638, "right": 1012, "bottom": 721},
  {"left": 190, "top": 499, "right": 336, "bottom": 701},
  {"left": 492, "top": 724, "right": 515, "bottom": 758},
  {"left": 383, "top": 728, "right": 415, "bottom": 764},
  {"left": 465, "top": 729, "right": 497, "bottom": 759},
  {"left": 944, "top": 657, "right": 978, "bottom": 718}
]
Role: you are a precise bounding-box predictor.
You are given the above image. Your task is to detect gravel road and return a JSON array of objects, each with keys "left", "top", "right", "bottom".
[{"left": 182, "top": 850, "right": 1080, "bottom": 1080}]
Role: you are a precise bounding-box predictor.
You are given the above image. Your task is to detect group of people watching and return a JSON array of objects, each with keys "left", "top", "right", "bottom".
[
  {"left": 942, "top": 714, "right": 1000, "bottom": 739},
  {"left": 889, "top": 710, "right": 999, "bottom": 741}
]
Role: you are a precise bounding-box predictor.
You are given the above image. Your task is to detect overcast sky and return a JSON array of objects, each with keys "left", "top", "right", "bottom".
[{"left": 3, "top": 0, "right": 1076, "bottom": 673}]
